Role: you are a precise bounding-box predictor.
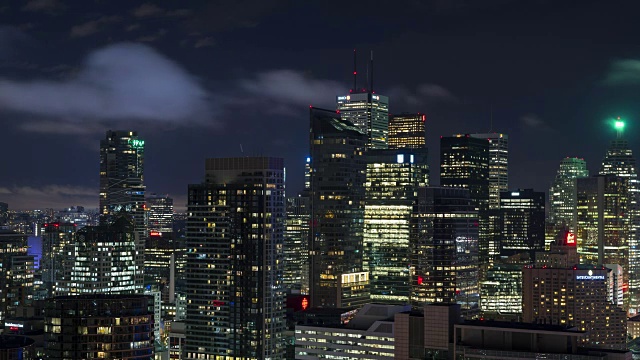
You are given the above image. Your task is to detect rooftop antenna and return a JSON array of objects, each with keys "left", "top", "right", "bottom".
[
  {"left": 352, "top": 49, "right": 357, "bottom": 92},
  {"left": 614, "top": 117, "right": 625, "bottom": 139},
  {"left": 370, "top": 50, "right": 374, "bottom": 93},
  {"left": 240, "top": 143, "right": 244, "bottom": 154}
]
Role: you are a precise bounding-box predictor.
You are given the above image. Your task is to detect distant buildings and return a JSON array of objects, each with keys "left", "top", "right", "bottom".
[
  {"left": 40, "top": 222, "right": 76, "bottom": 297},
  {"left": 145, "top": 194, "right": 174, "bottom": 235},
  {"left": 308, "top": 107, "right": 369, "bottom": 309},
  {"left": 185, "top": 157, "right": 286, "bottom": 359}
]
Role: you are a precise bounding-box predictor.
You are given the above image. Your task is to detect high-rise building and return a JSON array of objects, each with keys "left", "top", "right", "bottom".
[
  {"left": 57, "top": 215, "right": 141, "bottom": 295},
  {"left": 145, "top": 194, "right": 174, "bottom": 235},
  {"left": 284, "top": 193, "right": 310, "bottom": 294},
  {"left": 364, "top": 148, "right": 429, "bottom": 304},
  {"left": 523, "top": 230, "right": 627, "bottom": 349},
  {"left": 549, "top": 157, "right": 589, "bottom": 230},
  {"left": 480, "top": 263, "right": 523, "bottom": 315},
  {"left": 99, "top": 130, "right": 146, "bottom": 294},
  {"left": 337, "top": 92, "right": 389, "bottom": 149},
  {"left": 41, "top": 222, "right": 76, "bottom": 297},
  {"left": 0, "top": 231, "right": 30, "bottom": 326},
  {"left": 185, "top": 157, "right": 286, "bottom": 359},
  {"left": 598, "top": 119, "right": 640, "bottom": 315},
  {"left": 411, "top": 187, "right": 479, "bottom": 317},
  {"left": 440, "top": 135, "right": 490, "bottom": 269},
  {"left": 576, "top": 175, "right": 629, "bottom": 301},
  {"left": 308, "top": 107, "right": 369, "bottom": 309},
  {"left": 388, "top": 113, "right": 426, "bottom": 149},
  {"left": 499, "top": 189, "right": 545, "bottom": 258},
  {"left": 44, "top": 294, "right": 154, "bottom": 359}
]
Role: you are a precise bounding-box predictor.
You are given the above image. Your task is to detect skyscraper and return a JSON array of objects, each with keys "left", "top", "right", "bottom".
[
  {"left": 411, "top": 187, "right": 479, "bottom": 317},
  {"left": 596, "top": 119, "right": 640, "bottom": 314},
  {"left": 337, "top": 51, "right": 389, "bottom": 150},
  {"left": 57, "top": 215, "right": 141, "bottom": 295},
  {"left": 41, "top": 222, "right": 76, "bottom": 297},
  {"left": 309, "top": 107, "right": 369, "bottom": 308},
  {"left": 364, "top": 148, "right": 429, "bottom": 304},
  {"left": 185, "top": 157, "right": 286, "bottom": 359},
  {"left": 470, "top": 133, "right": 508, "bottom": 264},
  {"left": 548, "top": 157, "right": 589, "bottom": 230},
  {"left": 499, "top": 189, "right": 545, "bottom": 258},
  {"left": 440, "top": 135, "right": 490, "bottom": 269},
  {"left": 388, "top": 113, "right": 426, "bottom": 149},
  {"left": 100, "top": 130, "right": 146, "bottom": 293},
  {"left": 284, "top": 193, "right": 310, "bottom": 294},
  {"left": 576, "top": 175, "right": 629, "bottom": 308}
]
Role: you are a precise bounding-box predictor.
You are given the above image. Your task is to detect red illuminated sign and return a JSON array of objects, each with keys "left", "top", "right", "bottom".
[
  {"left": 149, "top": 231, "right": 162, "bottom": 237},
  {"left": 301, "top": 298, "right": 309, "bottom": 310},
  {"left": 417, "top": 276, "right": 423, "bottom": 285},
  {"left": 565, "top": 232, "right": 576, "bottom": 245},
  {"left": 212, "top": 300, "right": 224, "bottom": 307}
]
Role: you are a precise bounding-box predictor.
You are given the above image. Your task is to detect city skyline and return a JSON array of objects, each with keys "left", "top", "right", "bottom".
[{"left": 0, "top": 1, "right": 640, "bottom": 211}]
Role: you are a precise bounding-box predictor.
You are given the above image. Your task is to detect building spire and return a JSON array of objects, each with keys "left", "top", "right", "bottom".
[{"left": 352, "top": 48, "right": 357, "bottom": 92}]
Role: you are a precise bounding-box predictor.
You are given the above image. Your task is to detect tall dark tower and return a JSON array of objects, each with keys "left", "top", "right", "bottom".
[
  {"left": 185, "top": 157, "right": 286, "bottom": 359},
  {"left": 440, "top": 135, "right": 490, "bottom": 271},
  {"left": 99, "top": 130, "right": 146, "bottom": 292},
  {"left": 309, "top": 107, "right": 369, "bottom": 308}
]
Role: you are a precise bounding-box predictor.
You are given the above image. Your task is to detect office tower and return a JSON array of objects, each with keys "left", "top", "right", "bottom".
[
  {"left": 146, "top": 194, "right": 174, "bottom": 235},
  {"left": 100, "top": 130, "right": 146, "bottom": 294},
  {"left": 549, "top": 157, "right": 589, "bottom": 230},
  {"left": 388, "top": 113, "right": 426, "bottom": 149},
  {"left": 144, "top": 232, "right": 174, "bottom": 297},
  {"left": 411, "top": 187, "right": 479, "bottom": 317},
  {"left": 480, "top": 263, "right": 523, "bottom": 315},
  {"left": 185, "top": 157, "right": 286, "bottom": 359},
  {"left": 523, "top": 230, "right": 627, "bottom": 349},
  {"left": 41, "top": 222, "right": 76, "bottom": 297},
  {"left": 44, "top": 295, "right": 154, "bottom": 359},
  {"left": 337, "top": 51, "right": 389, "bottom": 150},
  {"left": 598, "top": 119, "right": 640, "bottom": 315},
  {"left": 0, "top": 231, "right": 30, "bottom": 327},
  {"left": 499, "top": 189, "right": 545, "bottom": 258},
  {"left": 308, "top": 107, "right": 369, "bottom": 309},
  {"left": 55, "top": 206, "right": 90, "bottom": 228},
  {"left": 576, "top": 175, "right": 629, "bottom": 301},
  {"left": 440, "top": 135, "right": 490, "bottom": 269},
  {"left": 284, "top": 193, "right": 310, "bottom": 293},
  {"left": 57, "top": 215, "right": 141, "bottom": 295},
  {"left": 364, "top": 148, "right": 429, "bottom": 304}
]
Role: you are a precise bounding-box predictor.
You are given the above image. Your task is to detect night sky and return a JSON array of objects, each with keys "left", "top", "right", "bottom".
[{"left": 0, "top": 0, "right": 639, "bottom": 210}]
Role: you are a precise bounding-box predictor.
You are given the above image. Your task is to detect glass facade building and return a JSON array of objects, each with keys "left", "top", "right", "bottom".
[
  {"left": 185, "top": 157, "right": 286, "bottom": 359},
  {"left": 410, "top": 187, "right": 479, "bottom": 318},
  {"left": 364, "top": 148, "right": 429, "bottom": 304},
  {"left": 337, "top": 92, "right": 389, "bottom": 150},
  {"left": 309, "top": 107, "right": 369, "bottom": 309},
  {"left": 499, "top": 189, "right": 545, "bottom": 258},
  {"left": 145, "top": 194, "right": 174, "bottom": 235},
  {"left": 284, "top": 193, "right": 310, "bottom": 294},
  {"left": 549, "top": 157, "right": 589, "bottom": 230}
]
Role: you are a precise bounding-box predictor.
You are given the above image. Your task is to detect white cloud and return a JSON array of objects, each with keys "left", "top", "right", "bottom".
[
  {"left": 604, "top": 59, "right": 640, "bottom": 85},
  {"left": 22, "top": 0, "right": 63, "bottom": 12},
  {"left": 521, "top": 113, "right": 552, "bottom": 131},
  {"left": 0, "top": 185, "right": 97, "bottom": 210},
  {"left": 0, "top": 43, "right": 214, "bottom": 133}
]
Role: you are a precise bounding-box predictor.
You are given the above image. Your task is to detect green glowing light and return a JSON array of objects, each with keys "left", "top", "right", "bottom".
[
  {"left": 128, "top": 139, "right": 145, "bottom": 148},
  {"left": 615, "top": 120, "right": 625, "bottom": 130}
]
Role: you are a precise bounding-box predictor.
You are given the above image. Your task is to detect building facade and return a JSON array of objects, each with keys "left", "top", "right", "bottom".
[
  {"left": 309, "top": 107, "right": 369, "bottom": 309},
  {"left": 145, "top": 194, "right": 174, "bottom": 235},
  {"left": 364, "top": 149, "right": 429, "bottom": 304},
  {"left": 388, "top": 113, "right": 426, "bottom": 149},
  {"left": 499, "top": 189, "right": 545, "bottom": 258},
  {"left": 337, "top": 92, "right": 389, "bottom": 149},
  {"left": 411, "top": 187, "right": 479, "bottom": 317},
  {"left": 548, "top": 157, "right": 589, "bottom": 230},
  {"left": 284, "top": 193, "right": 311, "bottom": 294},
  {"left": 185, "top": 157, "right": 286, "bottom": 359},
  {"left": 44, "top": 295, "right": 154, "bottom": 359}
]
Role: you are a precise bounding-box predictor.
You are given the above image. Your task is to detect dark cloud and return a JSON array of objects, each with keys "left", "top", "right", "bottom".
[
  {"left": 0, "top": 43, "right": 214, "bottom": 133},
  {"left": 388, "top": 83, "right": 458, "bottom": 110},
  {"left": 188, "top": 0, "right": 288, "bottom": 33},
  {"left": 0, "top": 185, "right": 96, "bottom": 210},
  {"left": 132, "top": 3, "right": 163, "bottom": 17},
  {"left": 604, "top": 59, "right": 640, "bottom": 85},
  {"left": 194, "top": 37, "right": 216, "bottom": 48},
  {"left": 21, "top": 0, "right": 64, "bottom": 13},
  {"left": 239, "top": 69, "right": 346, "bottom": 110},
  {"left": 70, "top": 16, "right": 122, "bottom": 38},
  {"left": 520, "top": 113, "right": 553, "bottom": 131}
]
